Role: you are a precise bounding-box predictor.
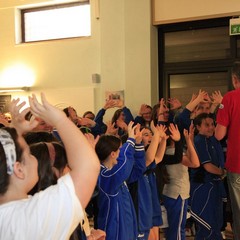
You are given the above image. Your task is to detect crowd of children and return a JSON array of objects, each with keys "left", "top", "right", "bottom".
[{"left": 0, "top": 85, "right": 235, "bottom": 239}]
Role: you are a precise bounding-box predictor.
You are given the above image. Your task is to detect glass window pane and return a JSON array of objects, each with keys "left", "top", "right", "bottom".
[
  {"left": 170, "top": 72, "right": 229, "bottom": 107},
  {"left": 23, "top": 3, "right": 91, "bottom": 42},
  {"left": 165, "top": 27, "right": 230, "bottom": 63}
]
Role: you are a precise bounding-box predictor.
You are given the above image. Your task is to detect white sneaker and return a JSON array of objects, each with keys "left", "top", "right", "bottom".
[{"left": 221, "top": 231, "right": 226, "bottom": 239}]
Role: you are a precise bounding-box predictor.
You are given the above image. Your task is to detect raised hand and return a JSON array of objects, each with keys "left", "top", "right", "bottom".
[
  {"left": 189, "top": 93, "right": 197, "bottom": 103},
  {"left": 211, "top": 90, "right": 223, "bottom": 104},
  {"left": 115, "top": 99, "right": 124, "bottom": 108},
  {"left": 168, "top": 98, "right": 182, "bottom": 110},
  {"left": 127, "top": 121, "right": 138, "bottom": 139},
  {"left": 196, "top": 89, "right": 209, "bottom": 103},
  {"left": 105, "top": 121, "right": 118, "bottom": 136},
  {"left": 184, "top": 121, "right": 195, "bottom": 143},
  {"left": 116, "top": 119, "right": 128, "bottom": 132},
  {"left": 134, "top": 124, "right": 143, "bottom": 144},
  {"left": 168, "top": 123, "right": 181, "bottom": 141},
  {"left": 103, "top": 99, "right": 118, "bottom": 110},
  {"left": 150, "top": 121, "right": 160, "bottom": 138},
  {"left": 84, "top": 133, "right": 100, "bottom": 149},
  {"left": 29, "top": 93, "right": 66, "bottom": 128},
  {"left": 157, "top": 124, "right": 168, "bottom": 140},
  {"left": 139, "top": 104, "right": 149, "bottom": 116},
  {"left": 158, "top": 98, "right": 166, "bottom": 114},
  {"left": 9, "top": 98, "right": 38, "bottom": 135},
  {"left": 157, "top": 98, "right": 166, "bottom": 121}
]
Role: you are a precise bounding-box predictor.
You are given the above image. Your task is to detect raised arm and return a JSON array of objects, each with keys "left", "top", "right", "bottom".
[
  {"left": 185, "top": 89, "right": 208, "bottom": 112},
  {"left": 29, "top": 93, "right": 100, "bottom": 208},
  {"left": 182, "top": 126, "right": 200, "bottom": 168},
  {"left": 210, "top": 90, "right": 223, "bottom": 114},
  {"left": 145, "top": 121, "right": 160, "bottom": 166},
  {"left": 155, "top": 124, "right": 168, "bottom": 164}
]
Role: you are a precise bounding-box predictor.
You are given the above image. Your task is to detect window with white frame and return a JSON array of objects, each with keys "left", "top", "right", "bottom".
[{"left": 21, "top": 1, "right": 91, "bottom": 43}]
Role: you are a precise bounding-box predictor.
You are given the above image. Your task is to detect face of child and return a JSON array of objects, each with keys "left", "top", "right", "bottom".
[
  {"left": 142, "top": 128, "right": 153, "bottom": 146},
  {"left": 118, "top": 112, "right": 125, "bottom": 121},
  {"left": 34, "top": 118, "right": 53, "bottom": 132},
  {"left": 194, "top": 102, "right": 211, "bottom": 117},
  {"left": 84, "top": 113, "right": 95, "bottom": 120},
  {"left": 157, "top": 104, "right": 169, "bottom": 122},
  {"left": 18, "top": 136, "right": 39, "bottom": 192},
  {"left": 142, "top": 108, "right": 152, "bottom": 122},
  {"left": 197, "top": 117, "right": 215, "bottom": 137},
  {"left": 68, "top": 107, "right": 78, "bottom": 122}
]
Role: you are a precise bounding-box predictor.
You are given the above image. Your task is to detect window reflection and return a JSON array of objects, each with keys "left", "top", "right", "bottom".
[
  {"left": 170, "top": 72, "right": 228, "bottom": 106},
  {"left": 165, "top": 27, "right": 230, "bottom": 63}
]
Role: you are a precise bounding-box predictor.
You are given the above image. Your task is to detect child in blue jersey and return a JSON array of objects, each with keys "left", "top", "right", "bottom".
[
  {"left": 141, "top": 122, "right": 168, "bottom": 240},
  {"left": 190, "top": 113, "right": 227, "bottom": 240},
  {"left": 95, "top": 122, "right": 139, "bottom": 240},
  {"left": 127, "top": 122, "right": 167, "bottom": 240}
]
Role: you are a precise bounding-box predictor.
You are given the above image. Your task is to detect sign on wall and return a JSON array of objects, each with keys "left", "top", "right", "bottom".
[{"left": 229, "top": 18, "right": 240, "bottom": 35}]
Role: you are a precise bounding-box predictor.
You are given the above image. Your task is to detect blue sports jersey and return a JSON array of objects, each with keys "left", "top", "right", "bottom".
[{"left": 97, "top": 138, "right": 138, "bottom": 240}]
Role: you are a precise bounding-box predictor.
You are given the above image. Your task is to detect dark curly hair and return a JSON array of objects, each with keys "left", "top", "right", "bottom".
[{"left": 95, "top": 135, "right": 121, "bottom": 162}]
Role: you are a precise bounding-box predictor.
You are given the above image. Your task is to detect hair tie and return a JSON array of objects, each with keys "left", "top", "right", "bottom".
[
  {"left": 45, "top": 142, "right": 56, "bottom": 167},
  {"left": 0, "top": 129, "right": 16, "bottom": 175}
]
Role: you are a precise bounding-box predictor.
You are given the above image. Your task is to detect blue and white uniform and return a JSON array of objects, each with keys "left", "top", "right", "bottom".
[
  {"left": 190, "top": 135, "right": 226, "bottom": 240},
  {"left": 97, "top": 138, "right": 138, "bottom": 240},
  {"left": 147, "top": 161, "right": 163, "bottom": 227},
  {"left": 128, "top": 144, "right": 152, "bottom": 240}
]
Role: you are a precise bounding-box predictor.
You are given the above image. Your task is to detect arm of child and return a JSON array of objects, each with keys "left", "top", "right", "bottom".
[
  {"left": 29, "top": 93, "right": 100, "bottom": 209},
  {"left": 145, "top": 121, "right": 160, "bottom": 166},
  {"left": 182, "top": 126, "right": 200, "bottom": 168}
]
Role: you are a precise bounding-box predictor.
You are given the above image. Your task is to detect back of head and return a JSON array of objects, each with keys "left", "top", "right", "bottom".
[
  {"left": 51, "top": 142, "right": 67, "bottom": 172},
  {"left": 29, "top": 142, "right": 57, "bottom": 194},
  {"left": 29, "top": 141, "right": 67, "bottom": 194},
  {"left": 63, "top": 107, "right": 70, "bottom": 117},
  {"left": 24, "top": 131, "right": 58, "bottom": 145},
  {"left": 95, "top": 135, "right": 121, "bottom": 162}
]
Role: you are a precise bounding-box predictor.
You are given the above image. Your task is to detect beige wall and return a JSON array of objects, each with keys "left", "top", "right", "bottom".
[
  {"left": 0, "top": 0, "right": 158, "bottom": 120},
  {"left": 153, "top": 0, "right": 240, "bottom": 24}
]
